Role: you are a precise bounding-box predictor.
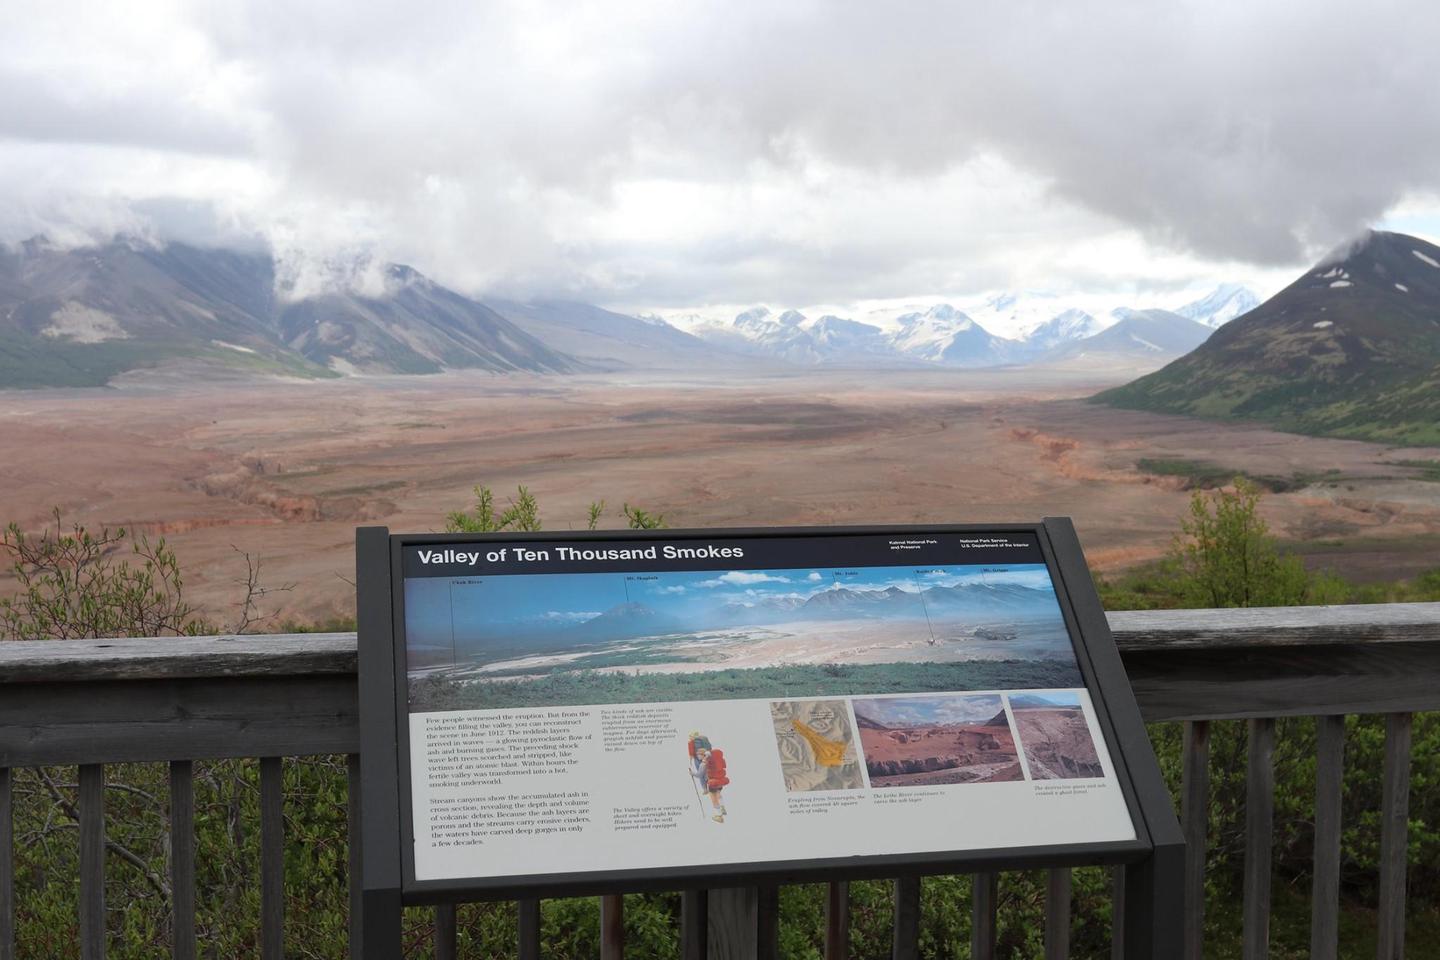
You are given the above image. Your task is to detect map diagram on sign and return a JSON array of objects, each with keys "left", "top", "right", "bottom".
[{"left": 769, "top": 699, "right": 865, "bottom": 792}]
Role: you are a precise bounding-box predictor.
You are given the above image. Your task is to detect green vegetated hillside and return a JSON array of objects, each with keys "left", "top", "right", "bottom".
[
  {"left": 1095, "top": 231, "right": 1440, "bottom": 445},
  {"left": 409, "top": 658, "right": 1083, "bottom": 712},
  {"left": 0, "top": 239, "right": 575, "bottom": 387}
]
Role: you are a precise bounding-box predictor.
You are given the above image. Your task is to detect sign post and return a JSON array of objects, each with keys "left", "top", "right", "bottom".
[{"left": 356, "top": 520, "right": 1182, "bottom": 957}]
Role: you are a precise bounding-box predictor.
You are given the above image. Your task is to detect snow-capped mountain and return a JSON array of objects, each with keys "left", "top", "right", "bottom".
[
  {"left": 1174, "top": 284, "right": 1260, "bottom": 328},
  {"left": 886, "top": 304, "right": 1020, "bottom": 366},
  {"left": 682, "top": 306, "right": 900, "bottom": 365},
  {"left": 808, "top": 314, "right": 895, "bottom": 361},
  {"left": 1044, "top": 309, "right": 1213, "bottom": 363},
  {"left": 1021, "top": 309, "right": 1104, "bottom": 352},
  {"left": 662, "top": 285, "right": 1252, "bottom": 371},
  {"left": 966, "top": 292, "right": 1068, "bottom": 338}
]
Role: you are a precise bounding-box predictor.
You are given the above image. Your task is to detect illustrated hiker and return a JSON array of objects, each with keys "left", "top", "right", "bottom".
[{"left": 687, "top": 730, "right": 730, "bottom": 823}]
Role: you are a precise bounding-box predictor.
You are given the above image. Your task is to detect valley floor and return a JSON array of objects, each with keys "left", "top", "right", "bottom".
[{"left": 1, "top": 366, "right": 1437, "bottom": 623}]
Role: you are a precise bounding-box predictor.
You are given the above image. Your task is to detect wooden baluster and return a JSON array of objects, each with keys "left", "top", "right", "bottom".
[
  {"left": 1045, "top": 868, "right": 1071, "bottom": 960},
  {"left": 709, "top": 886, "right": 777, "bottom": 960},
  {"left": 1109, "top": 865, "right": 1125, "bottom": 960},
  {"left": 1310, "top": 716, "right": 1344, "bottom": 960},
  {"left": 1, "top": 767, "right": 13, "bottom": 960},
  {"left": 707, "top": 888, "right": 750, "bottom": 960},
  {"left": 756, "top": 884, "right": 779, "bottom": 960},
  {"left": 826, "top": 880, "right": 851, "bottom": 960},
  {"left": 434, "top": 903, "right": 457, "bottom": 960},
  {"left": 971, "top": 872, "right": 998, "bottom": 960},
  {"left": 79, "top": 764, "right": 105, "bottom": 960},
  {"left": 517, "top": 898, "right": 542, "bottom": 960},
  {"left": 1181, "top": 719, "right": 1210, "bottom": 960},
  {"left": 680, "top": 890, "right": 707, "bottom": 960},
  {"left": 346, "top": 755, "right": 363, "bottom": 960},
  {"left": 1242, "top": 718, "right": 1275, "bottom": 960},
  {"left": 259, "top": 757, "right": 284, "bottom": 960},
  {"left": 891, "top": 877, "right": 920, "bottom": 960},
  {"left": 1377, "top": 713, "right": 1412, "bottom": 960},
  {"left": 600, "top": 894, "right": 624, "bottom": 960},
  {"left": 169, "top": 761, "right": 195, "bottom": 960}
]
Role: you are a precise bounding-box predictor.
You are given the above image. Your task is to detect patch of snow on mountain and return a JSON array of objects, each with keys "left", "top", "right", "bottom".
[
  {"left": 1413, "top": 249, "right": 1440, "bottom": 268},
  {"left": 1330, "top": 280, "right": 1353, "bottom": 288},
  {"left": 1396, "top": 283, "right": 1410, "bottom": 293}
]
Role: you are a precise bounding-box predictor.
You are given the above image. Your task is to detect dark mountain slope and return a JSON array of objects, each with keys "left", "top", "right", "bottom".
[
  {"left": 0, "top": 241, "right": 319, "bottom": 386},
  {"left": 0, "top": 241, "right": 576, "bottom": 386},
  {"left": 280, "top": 267, "right": 572, "bottom": 375},
  {"left": 1094, "top": 231, "right": 1440, "bottom": 445}
]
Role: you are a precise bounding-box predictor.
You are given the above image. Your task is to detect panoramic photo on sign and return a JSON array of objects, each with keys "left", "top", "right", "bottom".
[{"left": 400, "top": 531, "right": 1135, "bottom": 883}]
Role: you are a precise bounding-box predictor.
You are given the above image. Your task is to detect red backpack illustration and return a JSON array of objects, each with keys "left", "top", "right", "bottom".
[{"left": 705, "top": 748, "right": 730, "bottom": 789}]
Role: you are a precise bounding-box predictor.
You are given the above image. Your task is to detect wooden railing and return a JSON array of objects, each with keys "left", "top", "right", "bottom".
[{"left": 1, "top": 601, "right": 1437, "bottom": 959}]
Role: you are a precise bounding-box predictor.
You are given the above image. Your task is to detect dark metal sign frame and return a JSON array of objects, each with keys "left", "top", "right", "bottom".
[{"left": 357, "top": 519, "right": 1183, "bottom": 956}]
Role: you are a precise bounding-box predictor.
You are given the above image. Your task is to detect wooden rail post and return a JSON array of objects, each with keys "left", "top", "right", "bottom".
[
  {"left": 757, "top": 884, "right": 779, "bottom": 960},
  {"left": 78, "top": 764, "right": 105, "bottom": 960},
  {"left": 600, "top": 894, "right": 624, "bottom": 960},
  {"left": 434, "top": 904, "right": 457, "bottom": 960},
  {"left": 825, "top": 880, "right": 850, "bottom": 960},
  {"left": 1, "top": 767, "right": 12, "bottom": 960},
  {"left": 259, "top": 757, "right": 285, "bottom": 960},
  {"left": 1045, "top": 868, "right": 1071, "bottom": 960},
  {"left": 680, "top": 890, "right": 707, "bottom": 960},
  {"left": 1377, "top": 712, "right": 1412, "bottom": 960},
  {"left": 971, "top": 872, "right": 998, "bottom": 960},
  {"left": 892, "top": 876, "right": 920, "bottom": 960},
  {"left": 1110, "top": 865, "right": 1125, "bottom": 960},
  {"left": 1242, "top": 718, "right": 1275, "bottom": 960},
  {"left": 517, "top": 898, "right": 542, "bottom": 960},
  {"left": 708, "top": 886, "right": 778, "bottom": 960},
  {"left": 1310, "top": 715, "right": 1344, "bottom": 960},
  {"left": 168, "top": 760, "right": 195, "bottom": 960},
  {"left": 1180, "top": 719, "right": 1209, "bottom": 960}
]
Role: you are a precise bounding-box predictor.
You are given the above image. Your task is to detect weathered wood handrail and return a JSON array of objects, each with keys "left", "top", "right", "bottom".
[{"left": 2, "top": 601, "right": 1438, "bottom": 959}]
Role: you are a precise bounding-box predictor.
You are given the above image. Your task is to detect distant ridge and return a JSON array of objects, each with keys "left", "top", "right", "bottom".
[
  {"left": 1094, "top": 231, "right": 1440, "bottom": 446},
  {"left": 0, "top": 240, "right": 574, "bottom": 387},
  {"left": 487, "top": 299, "right": 734, "bottom": 370},
  {"left": 1042, "top": 309, "right": 1212, "bottom": 364}
]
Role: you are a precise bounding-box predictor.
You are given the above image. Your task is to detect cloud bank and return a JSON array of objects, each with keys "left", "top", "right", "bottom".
[{"left": 3, "top": 0, "right": 1438, "bottom": 308}]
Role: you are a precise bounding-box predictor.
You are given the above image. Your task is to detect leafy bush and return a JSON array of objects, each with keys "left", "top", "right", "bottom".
[
  {"left": 0, "top": 510, "right": 205, "bottom": 640},
  {"left": 444, "top": 484, "right": 666, "bottom": 534}
]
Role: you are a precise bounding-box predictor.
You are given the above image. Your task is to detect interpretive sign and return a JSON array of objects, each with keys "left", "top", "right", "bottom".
[{"left": 357, "top": 521, "right": 1182, "bottom": 955}]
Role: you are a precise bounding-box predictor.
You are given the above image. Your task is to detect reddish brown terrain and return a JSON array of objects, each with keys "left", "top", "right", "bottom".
[
  {"left": 1, "top": 367, "right": 1437, "bottom": 625},
  {"left": 854, "top": 709, "right": 1023, "bottom": 787},
  {"left": 1012, "top": 706, "right": 1103, "bottom": 780}
]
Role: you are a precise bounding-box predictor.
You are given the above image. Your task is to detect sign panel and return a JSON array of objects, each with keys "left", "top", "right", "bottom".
[{"left": 390, "top": 527, "right": 1141, "bottom": 888}]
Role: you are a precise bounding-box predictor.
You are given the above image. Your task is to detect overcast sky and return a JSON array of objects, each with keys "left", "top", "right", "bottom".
[{"left": 3, "top": 0, "right": 1439, "bottom": 316}]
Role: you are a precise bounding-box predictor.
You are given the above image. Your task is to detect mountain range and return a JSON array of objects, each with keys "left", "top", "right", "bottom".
[
  {"left": 671, "top": 298, "right": 1230, "bottom": 369},
  {"left": 1097, "top": 231, "right": 1440, "bottom": 446},
  {"left": 554, "top": 580, "right": 1058, "bottom": 643},
  {"left": 0, "top": 236, "right": 1257, "bottom": 387}
]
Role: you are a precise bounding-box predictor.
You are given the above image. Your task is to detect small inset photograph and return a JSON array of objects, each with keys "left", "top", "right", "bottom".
[
  {"left": 1008, "top": 691, "right": 1104, "bottom": 780},
  {"left": 769, "top": 699, "right": 865, "bottom": 792},
  {"left": 852, "top": 694, "right": 1023, "bottom": 787}
]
